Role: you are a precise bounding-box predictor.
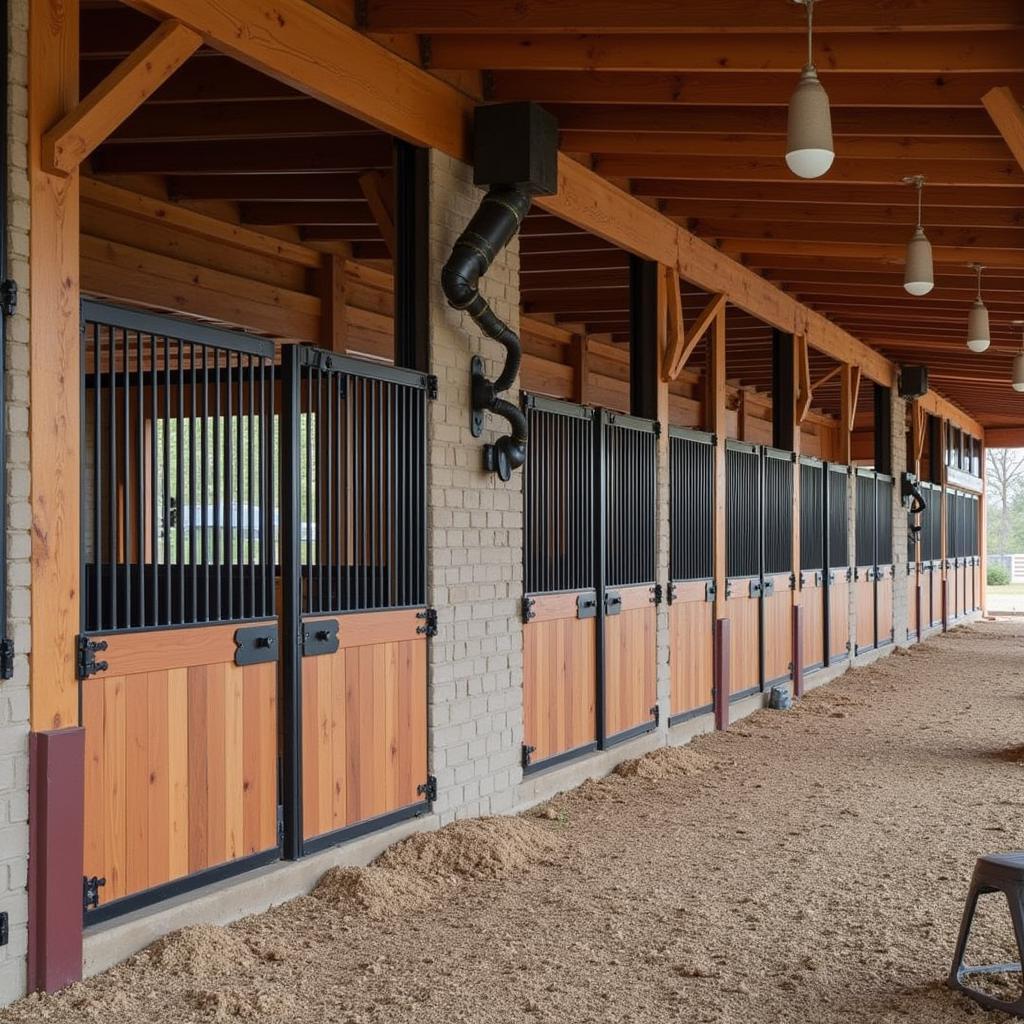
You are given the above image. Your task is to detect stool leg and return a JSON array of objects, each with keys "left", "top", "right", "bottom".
[
  {"left": 1005, "top": 885, "right": 1024, "bottom": 1013},
  {"left": 950, "top": 882, "right": 982, "bottom": 990}
]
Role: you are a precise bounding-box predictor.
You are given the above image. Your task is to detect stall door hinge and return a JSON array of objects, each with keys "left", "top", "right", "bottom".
[
  {"left": 0, "top": 280, "right": 17, "bottom": 318},
  {"left": 427, "top": 374, "right": 438, "bottom": 400},
  {"left": 650, "top": 704, "right": 661, "bottom": 727},
  {"left": 651, "top": 583, "right": 663, "bottom": 606},
  {"left": 0, "top": 638, "right": 13, "bottom": 681},
  {"left": 417, "top": 775, "right": 437, "bottom": 803},
  {"left": 416, "top": 608, "right": 438, "bottom": 637},
  {"left": 522, "top": 596, "right": 536, "bottom": 623},
  {"left": 83, "top": 875, "right": 106, "bottom": 911},
  {"left": 76, "top": 636, "right": 108, "bottom": 680},
  {"left": 277, "top": 805, "right": 285, "bottom": 847},
  {"left": 521, "top": 744, "right": 536, "bottom": 769}
]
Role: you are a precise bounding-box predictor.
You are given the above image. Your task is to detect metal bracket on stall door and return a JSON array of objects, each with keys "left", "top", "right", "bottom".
[
  {"left": 302, "top": 619, "right": 340, "bottom": 657},
  {"left": 576, "top": 593, "right": 597, "bottom": 619},
  {"left": 650, "top": 584, "right": 663, "bottom": 605},
  {"left": 763, "top": 577, "right": 776, "bottom": 597},
  {"left": 234, "top": 625, "right": 278, "bottom": 666},
  {"left": 704, "top": 580, "right": 717, "bottom": 602},
  {"left": 748, "top": 579, "right": 763, "bottom": 598},
  {"left": 604, "top": 590, "right": 623, "bottom": 616}
]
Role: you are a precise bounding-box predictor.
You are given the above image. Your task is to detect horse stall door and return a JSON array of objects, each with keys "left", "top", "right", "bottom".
[
  {"left": 725, "top": 441, "right": 761, "bottom": 700},
  {"left": 826, "top": 464, "right": 851, "bottom": 663},
  {"left": 601, "top": 412, "right": 659, "bottom": 745},
  {"left": 668, "top": 430, "right": 714, "bottom": 723},
  {"left": 81, "top": 304, "right": 280, "bottom": 921},
  {"left": 762, "top": 449, "right": 795, "bottom": 688},
  {"left": 945, "top": 489, "right": 958, "bottom": 623},
  {"left": 925, "top": 484, "right": 943, "bottom": 629},
  {"left": 875, "top": 475, "right": 894, "bottom": 646},
  {"left": 798, "top": 459, "right": 826, "bottom": 675},
  {"left": 521, "top": 398, "right": 598, "bottom": 772},
  {"left": 854, "top": 470, "right": 878, "bottom": 654},
  {"left": 281, "top": 347, "right": 430, "bottom": 854}
]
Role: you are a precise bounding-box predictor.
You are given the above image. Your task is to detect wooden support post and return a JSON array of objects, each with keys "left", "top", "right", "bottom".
[
  {"left": 980, "top": 437, "right": 988, "bottom": 614},
  {"left": 708, "top": 312, "right": 728, "bottom": 725},
  {"left": 42, "top": 20, "right": 201, "bottom": 176},
  {"left": 319, "top": 253, "right": 348, "bottom": 352},
  {"left": 796, "top": 335, "right": 813, "bottom": 425},
  {"left": 659, "top": 264, "right": 686, "bottom": 383},
  {"left": 839, "top": 363, "right": 860, "bottom": 465},
  {"left": 30, "top": 0, "right": 81, "bottom": 733},
  {"left": 665, "top": 291, "right": 724, "bottom": 384}
]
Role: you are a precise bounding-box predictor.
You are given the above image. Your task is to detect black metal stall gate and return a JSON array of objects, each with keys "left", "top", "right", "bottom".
[
  {"left": 919, "top": 480, "right": 942, "bottom": 629},
  {"left": 799, "top": 459, "right": 852, "bottom": 674},
  {"left": 853, "top": 470, "right": 894, "bottom": 654},
  {"left": 668, "top": 429, "right": 715, "bottom": 724},
  {"left": 79, "top": 302, "right": 431, "bottom": 920},
  {"left": 724, "top": 441, "right": 794, "bottom": 700},
  {"left": 945, "top": 488, "right": 981, "bottom": 623},
  {"left": 522, "top": 396, "right": 659, "bottom": 774}
]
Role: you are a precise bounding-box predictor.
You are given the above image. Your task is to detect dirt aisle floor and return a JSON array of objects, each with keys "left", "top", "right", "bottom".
[{"left": 9, "top": 620, "right": 1024, "bottom": 1024}]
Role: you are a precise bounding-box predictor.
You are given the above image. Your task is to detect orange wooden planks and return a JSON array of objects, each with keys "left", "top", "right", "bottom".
[
  {"left": 604, "top": 591, "right": 656, "bottom": 737},
  {"left": 762, "top": 574, "right": 793, "bottom": 685},
  {"left": 726, "top": 591, "right": 759, "bottom": 695},
  {"left": 668, "top": 585, "right": 713, "bottom": 717},
  {"left": 800, "top": 576, "right": 825, "bottom": 671},
  {"left": 829, "top": 578, "right": 851, "bottom": 659}
]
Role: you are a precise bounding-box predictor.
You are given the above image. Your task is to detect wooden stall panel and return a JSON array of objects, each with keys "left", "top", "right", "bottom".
[
  {"left": 828, "top": 576, "right": 850, "bottom": 661},
  {"left": 762, "top": 574, "right": 793, "bottom": 686},
  {"left": 82, "top": 625, "right": 278, "bottom": 907},
  {"left": 800, "top": 576, "right": 824, "bottom": 673},
  {"left": 725, "top": 590, "right": 759, "bottom": 697},
  {"left": 930, "top": 567, "right": 943, "bottom": 628},
  {"left": 973, "top": 561, "right": 982, "bottom": 612},
  {"left": 604, "top": 586, "right": 657, "bottom": 738},
  {"left": 877, "top": 570, "right": 894, "bottom": 644},
  {"left": 854, "top": 575, "right": 875, "bottom": 653},
  {"left": 958, "top": 563, "right": 969, "bottom": 618},
  {"left": 668, "top": 581, "right": 713, "bottom": 718},
  {"left": 301, "top": 610, "right": 427, "bottom": 843},
  {"left": 523, "top": 593, "right": 597, "bottom": 764}
]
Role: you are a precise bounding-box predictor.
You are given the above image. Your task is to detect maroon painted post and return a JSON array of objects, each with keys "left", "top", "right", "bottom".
[
  {"left": 28, "top": 728, "right": 85, "bottom": 993},
  {"left": 915, "top": 575, "right": 922, "bottom": 642},
  {"left": 792, "top": 604, "right": 804, "bottom": 698},
  {"left": 713, "top": 618, "right": 730, "bottom": 731}
]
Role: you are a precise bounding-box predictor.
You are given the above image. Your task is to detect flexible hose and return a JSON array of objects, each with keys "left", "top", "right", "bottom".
[{"left": 441, "top": 185, "right": 532, "bottom": 472}]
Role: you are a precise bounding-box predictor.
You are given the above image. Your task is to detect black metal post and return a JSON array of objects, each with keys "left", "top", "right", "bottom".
[
  {"left": 628, "top": 256, "right": 659, "bottom": 421},
  {"left": 874, "top": 383, "right": 892, "bottom": 476},
  {"left": 394, "top": 140, "right": 430, "bottom": 374},
  {"left": 594, "top": 411, "right": 607, "bottom": 747},
  {"left": 771, "top": 330, "right": 795, "bottom": 453},
  {"left": 822, "top": 463, "right": 832, "bottom": 668},
  {"left": 279, "top": 346, "right": 303, "bottom": 860}
]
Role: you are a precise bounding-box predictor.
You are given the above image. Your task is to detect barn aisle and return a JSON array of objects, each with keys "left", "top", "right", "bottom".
[{"left": 6, "top": 621, "right": 1022, "bottom": 1024}]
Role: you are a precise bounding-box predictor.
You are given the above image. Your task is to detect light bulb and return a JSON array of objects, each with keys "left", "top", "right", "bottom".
[
  {"left": 786, "top": 67, "right": 834, "bottom": 179},
  {"left": 966, "top": 299, "right": 990, "bottom": 353}
]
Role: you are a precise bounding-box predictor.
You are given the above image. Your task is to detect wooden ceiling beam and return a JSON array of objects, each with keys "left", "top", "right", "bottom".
[
  {"left": 564, "top": 131, "right": 1014, "bottom": 162},
  {"left": 113, "top": 97, "right": 372, "bottom": 142},
  {"left": 166, "top": 173, "right": 366, "bottom": 201},
  {"left": 671, "top": 199, "right": 1024, "bottom": 229},
  {"left": 983, "top": 86, "right": 1024, "bottom": 171},
  {"left": 633, "top": 178, "right": 1024, "bottom": 207},
  {"left": 553, "top": 104, "right": 1000, "bottom": 138},
  {"left": 693, "top": 219, "right": 1024, "bottom": 249},
  {"left": 45, "top": 20, "right": 202, "bottom": 175},
  {"left": 92, "top": 135, "right": 395, "bottom": 174},
  {"left": 598, "top": 155, "right": 1023, "bottom": 186},
  {"left": 364, "top": 1, "right": 1024, "bottom": 34},
  {"left": 428, "top": 31, "right": 1024, "bottom": 73},
  {"left": 720, "top": 238, "right": 1024, "bottom": 269},
  {"left": 237, "top": 201, "right": 376, "bottom": 226},
  {"left": 490, "top": 71, "right": 1024, "bottom": 108}
]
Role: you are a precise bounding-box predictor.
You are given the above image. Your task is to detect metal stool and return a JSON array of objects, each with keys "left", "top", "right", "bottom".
[{"left": 949, "top": 853, "right": 1024, "bottom": 1016}]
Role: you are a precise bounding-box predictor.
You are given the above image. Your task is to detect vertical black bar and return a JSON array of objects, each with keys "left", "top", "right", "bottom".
[
  {"left": 201, "top": 345, "right": 209, "bottom": 621},
  {"left": 305, "top": 363, "right": 313, "bottom": 615},
  {"left": 136, "top": 330, "right": 145, "bottom": 629},
  {"left": 123, "top": 329, "right": 132, "bottom": 628},
  {"left": 93, "top": 323, "right": 102, "bottom": 631},
  {"left": 594, "top": 412, "right": 607, "bottom": 746},
  {"left": 394, "top": 140, "right": 430, "bottom": 373},
  {"left": 189, "top": 341, "right": 197, "bottom": 624},
  {"left": 150, "top": 332, "right": 158, "bottom": 627},
  {"left": 213, "top": 347, "right": 222, "bottom": 622},
  {"left": 108, "top": 324, "right": 118, "bottom": 629},
  {"left": 176, "top": 338, "right": 185, "bottom": 624},
  {"left": 247, "top": 353, "right": 256, "bottom": 620},
  {"left": 874, "top": 383, "right": 892, "bottom": 476},
  {"left": 280, "top": 346, "right": 303, "bottom": 859},
  {"left": 771, "top": 330, "right": 795, "bottom": 453},
  {"left": 628, "top": 257, "right": 659, "bottom": 421}
]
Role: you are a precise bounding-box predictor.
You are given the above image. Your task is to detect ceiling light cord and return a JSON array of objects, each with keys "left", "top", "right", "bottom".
[{"left": 805, "top": 0, "right": 815, "bottom": 70}]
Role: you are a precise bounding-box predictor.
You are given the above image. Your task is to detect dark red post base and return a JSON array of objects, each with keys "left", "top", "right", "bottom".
[
  {"left": 28, "top": 728, "right": 85, "bottom": 993},
  {"left": 713, "top": 618, "right": 730, "bottom": 731}
]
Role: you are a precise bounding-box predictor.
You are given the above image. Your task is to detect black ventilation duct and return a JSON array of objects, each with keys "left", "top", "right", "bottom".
[{"left": 441, "top": 102, "right": 558, "bottom": 480}]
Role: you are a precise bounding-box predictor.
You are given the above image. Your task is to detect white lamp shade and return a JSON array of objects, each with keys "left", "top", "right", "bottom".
[
  {"left": 903, "top": 227, "right": 934, "bottom": 296},
  {"left": 786, "top": 67, "right": 834, "bottom": 179},
  {"left": 966, "top": 299, "right": 990, "bottom": 353},
  {"left": 1014, "top": 352, "right": 1024, "bottom": 392}
]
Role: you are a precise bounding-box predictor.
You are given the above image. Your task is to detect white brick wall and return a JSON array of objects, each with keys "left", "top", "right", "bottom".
[
  {"left": 0, "top": 0, "right": 32, "bottom": 1002},
  {"left": 426, "top": 152, "right": 524, "bottom": 822}
]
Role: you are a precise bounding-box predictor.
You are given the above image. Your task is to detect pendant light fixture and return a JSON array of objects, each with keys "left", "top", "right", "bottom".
[
  {"left": 966, "top": 263, "right": 990, "bottom": 353},
  {"left": 902, "top": 175, "right": 934, "bottom": 296},
  {"left": 786, "top": 0, "right": 834, "bottom": 179},
  {"left": 1012, "top": 321, "right": 1024, "bottom": 392}
]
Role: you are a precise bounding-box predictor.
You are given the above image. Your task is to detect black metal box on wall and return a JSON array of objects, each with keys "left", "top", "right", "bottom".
[
  {"left": 473, "top": 102, "right": 559, "bottom": 196},
  {"left": 899, "top": 365, "right": 929, "bottom": 398}
]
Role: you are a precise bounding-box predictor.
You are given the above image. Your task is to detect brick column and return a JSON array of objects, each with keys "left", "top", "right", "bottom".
[{"left": 426, "top": 152, "right": 524, "bottom": 823}]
